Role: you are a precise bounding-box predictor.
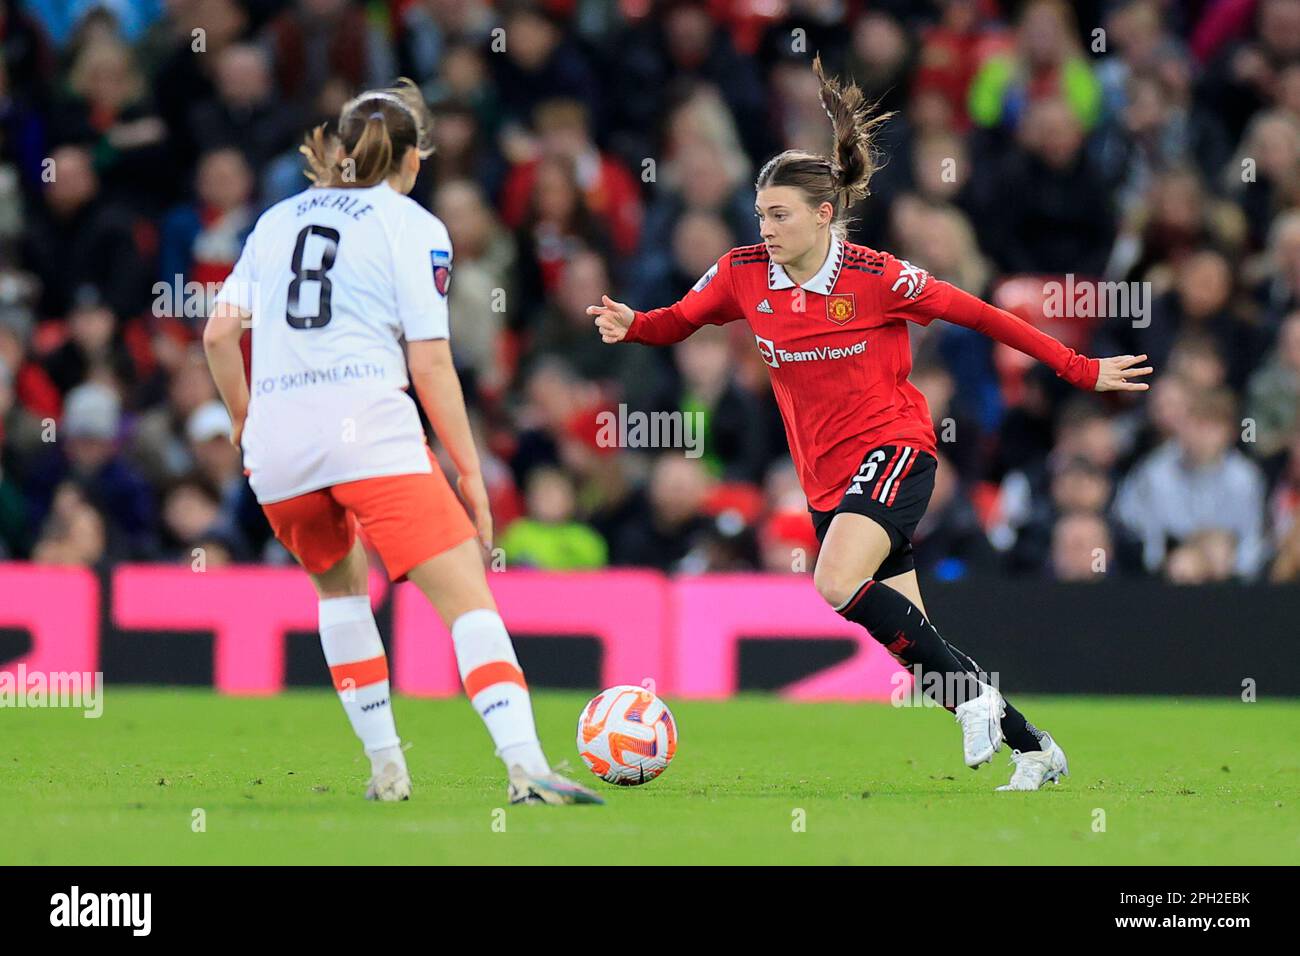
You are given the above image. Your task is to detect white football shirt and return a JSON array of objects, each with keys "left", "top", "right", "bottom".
[{"left": 212, "top": 181, "right": 452, "bottom": 503}]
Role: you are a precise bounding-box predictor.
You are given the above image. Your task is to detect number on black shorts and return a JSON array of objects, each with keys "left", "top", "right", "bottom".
[
  {"left": 286, "top": 225, "right": 341, "bottom": 329},
  {"left": 847, "top": 449, "right": 888, "bottom": 495}
]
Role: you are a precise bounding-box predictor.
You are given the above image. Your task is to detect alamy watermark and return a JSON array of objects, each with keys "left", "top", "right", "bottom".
[
  {"left": 595, "top": 404, "right": 704, "bottom": 458},
  {"left": 1043, "top": 275, "right": 1151, "bottom": 328},
  {"left": 0, "top": 665, "right": 103, "bottom": 717},
  {"left": 890, "top": 665, "right": 1000, "bottom": 708}
]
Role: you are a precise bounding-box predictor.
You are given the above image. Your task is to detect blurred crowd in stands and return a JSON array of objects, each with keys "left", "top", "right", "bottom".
[{"left": 2, "top": 0, "right": 1300, "bottom": 584}]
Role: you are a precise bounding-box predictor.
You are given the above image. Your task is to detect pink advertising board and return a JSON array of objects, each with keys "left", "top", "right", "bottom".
[{"left": 1, "top": 564, "right": 906, "bottom": 700}]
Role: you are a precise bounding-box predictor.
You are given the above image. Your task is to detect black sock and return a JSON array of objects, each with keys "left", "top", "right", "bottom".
[
  {"left": 942, "top": 640, "right": 1045, "bottom": 752},
  {"left": 836, "top": 580, "right": 981, "bottom": 708}
]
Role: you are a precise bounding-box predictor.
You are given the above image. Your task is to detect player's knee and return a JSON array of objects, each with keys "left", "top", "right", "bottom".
[{"left": 812, "top": 562, "right": 865, "bottom": 610}]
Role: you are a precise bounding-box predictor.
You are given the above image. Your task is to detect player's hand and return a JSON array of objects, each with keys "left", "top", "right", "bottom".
[
  {"left": 458, "top": 472, "right": 494, "bottom": 552},
  {"left": 586, "top": 295, "right": 635, "bottom": 343},
  {"left": 1094, "top": 354, "right": 1153, "bottom": 392}
]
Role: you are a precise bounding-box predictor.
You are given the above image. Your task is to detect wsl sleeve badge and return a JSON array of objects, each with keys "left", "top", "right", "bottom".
[
  {"left": 430, "top": 249, "right": 452, "bottom": 296},
  {"left": 692, "top": 261, "right": 718, "bottom": 293}
]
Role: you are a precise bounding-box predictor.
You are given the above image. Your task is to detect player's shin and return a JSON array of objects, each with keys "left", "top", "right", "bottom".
[
  {"left": 319, "top": 595, "right": 402, "bottom": 769},
  {"left": 834, "top": 579, "right": 982, "bottom": 708},
  {"left": 451, "top": 608, "right": 550, "bottom": 776}
]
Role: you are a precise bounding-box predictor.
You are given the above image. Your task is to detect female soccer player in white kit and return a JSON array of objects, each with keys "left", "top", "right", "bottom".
[{"left": 203, "top": 80, "right": 600, "bottom": 805}]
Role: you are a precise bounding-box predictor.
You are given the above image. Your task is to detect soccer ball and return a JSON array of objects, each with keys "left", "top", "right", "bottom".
[{"left": 576, "top": 685, "right": 678, "bottom": 786}]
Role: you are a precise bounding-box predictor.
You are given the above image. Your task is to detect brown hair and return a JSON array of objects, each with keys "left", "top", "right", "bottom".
[
  {"left": 754, "top": 55, "right": 894, "bottom": 235},
  {"left": 301, "top": 78, "right": 436, "bottom": 188}
]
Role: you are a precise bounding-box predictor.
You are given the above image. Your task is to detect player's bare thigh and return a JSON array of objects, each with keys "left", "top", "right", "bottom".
[
  {"left": 404, "top": 538, "right": 498, "bottom": 627},
  {"left": 812, "top": 512, "right": 892, "bottom": 607},
  {"left": 308, "top": 538, "right": 371, "bottom": 599},
  {"left": 304, "top": 535, "right": 496, "bottom": 626}
]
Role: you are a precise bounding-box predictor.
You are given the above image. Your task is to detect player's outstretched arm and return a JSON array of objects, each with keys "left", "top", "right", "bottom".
[
  {"left": 587, "top": 256, "right": 741, "bottom": 346},
  {"left": 202, "top": 302, "right": 251, "bottom": 449},
  {"left": 934, "top": 283, "right": 1152, "bottom": 393},
  {"left": 407, "top": 339, "right": 493, "bottom": 551},
  {"left": 586, "top": 295, "right": 634, "bottom": 343}
]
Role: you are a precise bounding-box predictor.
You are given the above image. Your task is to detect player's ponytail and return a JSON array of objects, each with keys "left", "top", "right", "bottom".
[
  {"left": 755, "top": 55, "right": 894, "bottom": 236},
  {"left": 301, "top": 78, "right": 436, "bottom": 188}
]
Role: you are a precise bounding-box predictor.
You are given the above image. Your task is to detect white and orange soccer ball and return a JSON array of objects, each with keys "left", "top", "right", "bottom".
[{"left": 576, "top": 685, "right": 678, "bottom": 786}]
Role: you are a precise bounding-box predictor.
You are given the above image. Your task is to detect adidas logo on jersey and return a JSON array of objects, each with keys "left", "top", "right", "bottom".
[{"left": 756, "top": 299, "right": 774, "bottom": 314}]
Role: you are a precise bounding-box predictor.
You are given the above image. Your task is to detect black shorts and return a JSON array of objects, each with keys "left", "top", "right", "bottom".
[{"left": 810, "top": 443, "right": 938, "bottom": 580}]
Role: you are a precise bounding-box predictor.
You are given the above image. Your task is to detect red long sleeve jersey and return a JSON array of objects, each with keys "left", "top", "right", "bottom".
[{"left": 625, "top": 238, "right": 1100, "bottom": 511}]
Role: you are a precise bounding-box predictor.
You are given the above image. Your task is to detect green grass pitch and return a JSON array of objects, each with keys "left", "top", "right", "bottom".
[{"left": 4, "top": 689, "right": 1297, "bottom": 865}]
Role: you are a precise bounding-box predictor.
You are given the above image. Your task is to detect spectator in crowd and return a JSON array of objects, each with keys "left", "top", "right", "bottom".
[
  {"left": 968, "top": 0, "right": 1102, "bottom": 134},
  {"left": 187, "top": 43, "right": 305, "bottom": 199},
  {"left": 128, "top": 340, "right": 211, "bottom": 484},
  {"left": 1009, "top": 455, "right": 1141, "bottom": 575},
  {"left": 423, "top": 97, "right": 505, "bottom": 200},
  {"left": 1197, "top": 0, "right": 1300, "bottom": 144},
  {"left": 1164, "top": 528, "right": 1239, "bottom": 584},
  {"left": 995, "top": 396, "right": 1123, "bottom": 548},
  {"left": 663, "top": 323, "right": 768, "bottom": 483},
  {"left": 1254, "top": 209, "right": 1300, "bottom": 328},
  {"left": 158, "top": 472, "right": 223, "bottom": 562},
  {"left": 525, "top": 248, "right": 664, "bottom": 407},
  {"left": 1110, "top": 167, "right": 1246, "bottom": 287},
  {"left": 1049, "top": 510, "right": 1113, "bottom": 582},
  {"left": 638, "top": 138, "right": 757, "bottom": 280},
  {"left": 1270, "top": 519, "right": 1300, "bottom": 582},
  {"left": 1244, "top": 311, "right": 1300, "bottom": 458},
  {"left": 984, "top": 97, "right": 1115, "bottom": 276},
  {"left": 636, "top": 203, "right": 737, "bottom": 308},
  {"left": 25, "top": 381, "right": 155, "bottom": 557},
  {"left": 398, "top": 0, "right": 494, "bottom": 85},
  {"left": 1264, "top": 424, "right": 1300, "bottom": 552},
  {"left": 489, "top": 1, "right": 598, "bottom": 132},
  {"left": 48, "top": 33, "right": 171, "bottom": 207},
  {"left": 21, "top": 144, "right": 152, "bottom": 320},
  {"left": 0, "top": 287, "right": 59, "bottom": 461},
  {"left": 913, "top": 0, "right": 999, "bottom": 133},
  {"left": 613, "top": 0, "right": 770, "bottom": 161},
  {"left": 432, "top": 178, "right": 516, "bottom": 395},
  {"left": 1114, "top": 388, "right": 1268, "bottom": 578},
  {"left": 610, "top": 453, "right": 713, "bottom": 570},
  {"left": 0, "top": 356, "right": 31, "bottom": 557},
  {"left": 498, "top": 98, "right": 642, "bottom": 257},
  {"left": 30, "top": 481, "right": 108, "bottom": 567},
  {"left": 498, "top": 465, "right": 607, "bottom": 570},
  {"left": 1225, "top": 109, "right": 1300, "bottom": 249},
  {"left": 41, "top": 296, "right": 136, "bottom": 397},
  {"left": 264, "top": 0, "right": 394, "bottom": 118},
  {"left": 158, "top": 147, "right": 255, "bottom": 329},
  {"left": 512, "top": 154, "right": 611, "bottom": 315}
]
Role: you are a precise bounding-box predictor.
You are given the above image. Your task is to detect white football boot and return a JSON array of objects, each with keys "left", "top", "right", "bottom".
[
  {"left": 365, "top": 746, "right": 411, "bottom": 802},
  {"left": 997, "top": 733, "right": 1069, "bottom": 791},
  {"left": 954, "top": 683, "right": 1006, "bottom": 768},
  {"left": 507, "top": 765, "right": 605, "bottom": 806}
]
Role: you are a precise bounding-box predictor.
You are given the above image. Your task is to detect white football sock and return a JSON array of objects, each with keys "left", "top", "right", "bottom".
[
  {"left": 319, "top": 595, "right": 401, "bottom": 756},
  {"left": 451, "top": 608, "right": 549, "bottom": 776}
]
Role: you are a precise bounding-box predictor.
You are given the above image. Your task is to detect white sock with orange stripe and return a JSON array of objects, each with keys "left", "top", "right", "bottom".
[
  {"left": 451, "top": 608, "right": 549, "bottom": 776},
  {"left": 319, "top": 596, "right": 402, "bottom": 773}
]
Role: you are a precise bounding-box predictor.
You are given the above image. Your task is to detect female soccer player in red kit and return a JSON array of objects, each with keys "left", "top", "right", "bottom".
[{"left": 590, "top": 59, "right": 1152, "bottom": 791}]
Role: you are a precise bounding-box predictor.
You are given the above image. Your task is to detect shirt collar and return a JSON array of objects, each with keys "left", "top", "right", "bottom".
[{"left": 768, "top": 235, "right": 845, "bottom": 294}]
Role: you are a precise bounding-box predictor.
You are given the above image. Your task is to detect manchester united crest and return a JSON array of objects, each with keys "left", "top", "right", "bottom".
[{"left": 826, "top": 293, "right": 856, "bottom": 325}]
